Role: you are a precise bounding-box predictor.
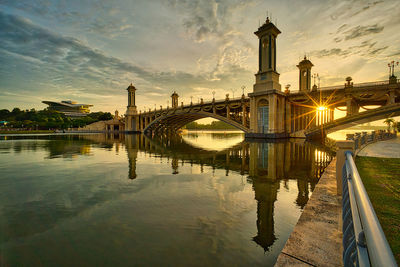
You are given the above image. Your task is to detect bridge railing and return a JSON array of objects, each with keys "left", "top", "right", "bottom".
[
  {"left": 341, "top": 150, "right": 397, "bottom": 267},
  {"left": 319, "top": 80, "right": 391, "bottom": 91},
  {"left": 140, "top": 96, "right": 248, "bottom": 116},
  {"left": 346, "top": 130, "right": 397, "bottom": 150}
]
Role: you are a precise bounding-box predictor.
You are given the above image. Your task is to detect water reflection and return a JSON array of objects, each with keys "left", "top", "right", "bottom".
[{"left": 1, "top": 133, "right": 332, "bottom": 254}]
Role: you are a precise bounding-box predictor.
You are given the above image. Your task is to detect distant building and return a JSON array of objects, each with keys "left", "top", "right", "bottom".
[
  {"left": 79, "top": 110, "right": 125, "bottom": 132},
  {"left": 42, "top": 100, "right": 93, "bottom": 118}
]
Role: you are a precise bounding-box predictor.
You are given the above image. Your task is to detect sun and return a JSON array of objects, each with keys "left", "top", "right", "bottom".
[{"left": 317, "top": 106, "right": 327, "bottom": 111}]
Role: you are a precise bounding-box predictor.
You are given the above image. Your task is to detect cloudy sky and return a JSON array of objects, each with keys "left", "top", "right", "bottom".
[{"left": 0, "top": 0, "right": 399, "bottom": 113}]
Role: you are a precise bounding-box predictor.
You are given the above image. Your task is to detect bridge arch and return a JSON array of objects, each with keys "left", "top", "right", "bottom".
[
  {"left": 305, "top": 103, "right": 400, "bottom": 139},
  {"left": 143, "top": 111, "right": 250, "bottom": 134}
]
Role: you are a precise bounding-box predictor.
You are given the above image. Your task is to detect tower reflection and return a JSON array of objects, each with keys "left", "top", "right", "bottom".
[
  {"left": 122, "top": 134, "right": 332, "bottom": 251},
  {"left": 26, "top": 133, "right": 332, "bottom": 252}
]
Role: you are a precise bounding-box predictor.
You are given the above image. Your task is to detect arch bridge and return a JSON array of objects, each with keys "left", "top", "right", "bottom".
[
  {"left": 126, "top": 78, "right": 400, "bottom": 139},
  {"left": 139, "top": 95, "right": 250, "bottom": 134},
  {"left": 123, "top": 18, "right": 400, "bottom": 139}
]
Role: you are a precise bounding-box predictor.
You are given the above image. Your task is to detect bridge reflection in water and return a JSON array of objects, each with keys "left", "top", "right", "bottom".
[
  {"left": 1, "top": 133, "right": 333, "bottom": 253},
  {"left": 89, "top": 133, "right": 333, "bottom": 252}
]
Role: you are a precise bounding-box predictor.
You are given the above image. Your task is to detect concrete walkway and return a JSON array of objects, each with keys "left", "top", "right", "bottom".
[
  {"left": 357, "top": 136, "right": 400, "bottom": 158},
  {"left": 275, "top": 158, "right": 342, "bottom": 267}
]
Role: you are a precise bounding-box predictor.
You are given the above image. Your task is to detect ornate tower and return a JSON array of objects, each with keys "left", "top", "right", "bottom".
[
  {"left": 248, "top": 17, "right": 287, "bottom": 138},
  {"left": 171, "top": 91, "right": 179, "bottom": 108},
  {"left": 253, "top": 17, "right": 281, "bottom": 92},
  {"left": 125, "top": 83, "right": 139, "bottom": 132},
  {"left": 297, "top": 56, "right": 313, "bottom": 92}
]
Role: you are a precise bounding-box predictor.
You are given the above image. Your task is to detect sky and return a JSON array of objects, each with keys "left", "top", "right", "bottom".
[{"left": 0, "top": 0, "right": 399, "bottom": 114}]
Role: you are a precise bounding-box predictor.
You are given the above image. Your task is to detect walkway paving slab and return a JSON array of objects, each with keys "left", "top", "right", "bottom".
[
  {"left": 275, "top": 158, "right": 342, "bottom": 267},
  {"left": 357, "top": 136, "right": 400, "bottom": 158}
]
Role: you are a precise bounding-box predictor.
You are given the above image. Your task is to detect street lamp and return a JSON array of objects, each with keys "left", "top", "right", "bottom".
[
  {"left": 231, "top": 88, "right": 236, "bottom": 99},
  {"left": 388, "top": 61, "right": 399, "bottom": 77},
  {"left": 212, "top": 91, "right": 215, "bottom": 101},
  {"left": 312, "top": 73, "right": 319, "bottom": 86},
  {"left": 284, "top": 84, "right": 291, "bottom": 94}
]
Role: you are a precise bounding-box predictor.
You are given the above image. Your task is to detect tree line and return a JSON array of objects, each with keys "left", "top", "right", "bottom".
[
  {"left": 185, "top": 120, "right": 237, "bottom": 130},
  {"left": 0, "top": 108, "right": 113, "bottom": 129}
]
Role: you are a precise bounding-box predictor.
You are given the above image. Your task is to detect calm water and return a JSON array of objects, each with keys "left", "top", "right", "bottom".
[{"left": 0, "top": 133, "right": 332, "bottom": 266}]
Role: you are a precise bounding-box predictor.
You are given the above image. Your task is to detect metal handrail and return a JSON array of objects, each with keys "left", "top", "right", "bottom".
[{"left": 342, "top": 151, "right": 397, "bottom": 267}]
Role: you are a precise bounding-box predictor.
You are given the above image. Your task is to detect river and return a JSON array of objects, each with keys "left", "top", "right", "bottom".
[{"left": 0, "top": 132, "right": 333, "bottom": 266}]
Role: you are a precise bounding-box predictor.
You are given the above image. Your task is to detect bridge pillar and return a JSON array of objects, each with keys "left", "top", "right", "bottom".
[
  {"left": 125, "top": 83, "right": 140, "bottom": 133},
  {"left": 171, "top": 91, "right": 179, "bottom": 108},
  {"left": 226, "top": 105, "right": 230, "bottom": 120},
  {"left": 346, "top": 98, "right": 359, "bottom": 116},
  {"left": 246, "top": 17, "right": 290, "bottom": 138},
  {"left": 242, "top": 104, "right": 247, "bottom": 126},
  {"left": 388, "top": 89, "right": 396, "bottom": 104},
  {"left": 297, "top": 56, "right": 314, "bottom": 92},
  {"left": 285, "top": 102, "right": 292, "bottom": 132}
]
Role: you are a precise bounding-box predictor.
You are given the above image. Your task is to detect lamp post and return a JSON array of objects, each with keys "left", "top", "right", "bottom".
[
  {"left": 284, "top": 84, "right": 291, "bottom": 94},
  {"left": 212, "top": 91, "right": 215, "bottom": 101},
  {"left": 312, "top": 73, "right": 319, "bottom": 86},
  {"left": 388, "top": 61, "right": 399, "bottom": 77},
  {"left": 318, "top": 75, "right": 321, "bottom": 88},
  {"left": 231, "top": 88, "right": 236, "bottom": 99}
]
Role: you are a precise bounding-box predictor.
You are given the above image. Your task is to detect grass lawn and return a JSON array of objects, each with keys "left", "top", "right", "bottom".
[{"left": 356, "top": 156, "right": 400, "bottom": 264}]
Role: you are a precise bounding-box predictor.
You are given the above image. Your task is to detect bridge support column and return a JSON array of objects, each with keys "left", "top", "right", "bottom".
[
  {"left": 285, "top": 102, "right": 291, "bottom": 132},
  {"left": 242, "top": 105, "right": 247, "bottom": 126},
  {"left": 226, "top": 105, "right": 230, "bottom": 120},
  {"left": 346, "top": 98, "right": 359, "bottom": 117},
  {"left": 125, "top": 83, "right": 140, "bottom": 132},
  {"left": 388, "top": 89, "right": 396, "bottom": 104}
]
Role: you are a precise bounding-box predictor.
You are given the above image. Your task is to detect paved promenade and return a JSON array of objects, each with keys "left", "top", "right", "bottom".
[
  {"left": 275, "top": 158, "right": 342, "bottom": 267},
  {"left": 275, "top": 135, "right": 399, "bottom": 266},
  {"left": 357, "top": 136, "right": 400, "bottom": 158}
]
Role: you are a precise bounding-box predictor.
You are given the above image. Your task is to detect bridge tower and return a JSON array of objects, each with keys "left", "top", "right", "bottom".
[
  {"left": 297, "top": 56, "right": 313, "bottom": 92},
  {"left": 248, "top": 17, "right": 288, "bottom": 138},
  {"left": 125, "top": 83, "right": 139, "bottom": 132},
  {"left": 171, "top": 91, "right": 179, "bottom": 108}
]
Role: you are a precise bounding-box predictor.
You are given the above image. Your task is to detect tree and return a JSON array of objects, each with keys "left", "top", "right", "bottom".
[{"left": 383, "top": 118, "right": 395, "bottom": 131}]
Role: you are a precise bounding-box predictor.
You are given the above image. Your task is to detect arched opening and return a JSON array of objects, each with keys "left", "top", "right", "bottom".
[
  {"left": 257, "top": 99, "right": 269, "bottom": 134},
  {"left": 143, "top": 111, "right": 250, "bottom": 134}
]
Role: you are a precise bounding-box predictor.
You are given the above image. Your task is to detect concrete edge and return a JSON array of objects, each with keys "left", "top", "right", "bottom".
[{"left": 275, "top": 158, "right": 342, "bottom": 267}]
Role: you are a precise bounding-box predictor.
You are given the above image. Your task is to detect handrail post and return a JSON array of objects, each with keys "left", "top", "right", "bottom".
[{"left": 336, "top": 140, "right": 354, "bottom": 195}]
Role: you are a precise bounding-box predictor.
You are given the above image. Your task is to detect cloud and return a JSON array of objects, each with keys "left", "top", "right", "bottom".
[
  {"left": 329, "top": 0, "right": 384, "bottom": 21},
  {"left": 311, "top": 40, "right": 387, "bottom": 59},
  {"left": 0, "top": 10, "right": 253, "bottom": 111},
  {"left": 0, "top": 0, "right": 134, "bottom": 38},
  {"left": 167, "top": 0, "right": 251, "bottom": 43},
  {"left": 312, "top": 48, "right": 349, "bottom": 58},
  {"left": 343, "top": 24, "right": 384, "bottom": 40}
]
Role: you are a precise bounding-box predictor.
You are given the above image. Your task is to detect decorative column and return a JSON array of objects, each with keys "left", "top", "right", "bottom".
[{"left": 125, "top": 83, "right": 139, "bottom": 132}]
